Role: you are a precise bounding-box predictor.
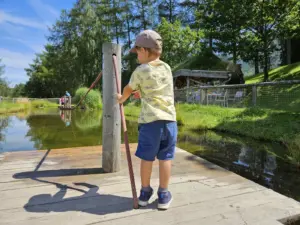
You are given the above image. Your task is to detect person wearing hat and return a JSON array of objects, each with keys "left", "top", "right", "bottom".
[{"left": 116, "top": 30, "right": 177, "bottom": 210}]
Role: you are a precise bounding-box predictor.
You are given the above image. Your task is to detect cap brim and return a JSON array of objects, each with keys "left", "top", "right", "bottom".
[{"left": 129, "top": 47, "right": 137, "bottom": 53}]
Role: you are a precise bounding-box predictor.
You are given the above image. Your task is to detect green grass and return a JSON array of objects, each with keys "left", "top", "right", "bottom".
[
  {"left": 244, "top": 62, "right": 300, "bottom": 112},
  {"left": 0, "top": 100, "right": 58, "bottom": 114},
  {"left": 172, "top": 50, "right": 228, "bottom": 72},
  {"left": 124, "top": 104, "right": 300, "bottom": 153},
  {"left": 30, "top": 100, "right": 58, "bottom": 108},
  {"left": 245, "top": 62, "right": 300, "bottom": 84},
  {"left": 0, "top": 102, "right": 30, "bottom": 114}
]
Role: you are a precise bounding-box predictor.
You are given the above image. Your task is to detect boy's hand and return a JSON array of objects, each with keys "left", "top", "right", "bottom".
[
  {"left": 132, "top": 91, "right": 141, "bottom": 99},
  {"left": 116, "top": 93, "right": 124, "bottom": 104}
]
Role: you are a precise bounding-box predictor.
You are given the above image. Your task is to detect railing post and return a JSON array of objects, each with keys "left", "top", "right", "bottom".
[
  {"left": 102, "top": 43, "right": 122, "bottom": 173},
  {"left": 252, "top": 85, "right": 257, "bottom": 106},
  {"left": 186, "top": 76, "right": 190, "bottom": 102},
  {"left": 205, "top": 89, "right": 208, "bottom": 105}
]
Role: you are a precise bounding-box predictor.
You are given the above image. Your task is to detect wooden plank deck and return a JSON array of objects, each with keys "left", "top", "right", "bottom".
[{"left": 1, "top": 144, "right": 300, "bottom": 225}]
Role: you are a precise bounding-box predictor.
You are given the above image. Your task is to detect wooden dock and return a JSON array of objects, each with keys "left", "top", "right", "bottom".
[{"left": 1, "top": 144, "right": 300, "bottom": 225}]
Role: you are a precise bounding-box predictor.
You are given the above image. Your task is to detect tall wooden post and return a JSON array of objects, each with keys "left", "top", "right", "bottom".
[{"left": 102, "top": 43, "right": 122, "bottom": 172}]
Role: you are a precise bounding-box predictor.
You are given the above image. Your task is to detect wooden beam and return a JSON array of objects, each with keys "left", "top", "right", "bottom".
[
  {"left": 173, "top": 69, "right": 229, "bottom": 79},
  {"left": 102, "top": 43, "right": 122, "bottom": 173}
]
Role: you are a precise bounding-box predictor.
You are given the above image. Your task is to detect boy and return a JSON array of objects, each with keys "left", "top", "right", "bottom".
[{"left": 116, "top": 30, "right": 177, "bottom": 210}]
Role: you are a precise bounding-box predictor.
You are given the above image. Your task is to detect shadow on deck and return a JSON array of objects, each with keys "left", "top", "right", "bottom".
[{"left": 23, "top": 182, "right": 139, "bottom": 216}]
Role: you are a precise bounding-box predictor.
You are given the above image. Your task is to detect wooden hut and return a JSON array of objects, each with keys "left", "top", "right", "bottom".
[{"left": 173, "top": 69, "right": 231, "bottom": 89}]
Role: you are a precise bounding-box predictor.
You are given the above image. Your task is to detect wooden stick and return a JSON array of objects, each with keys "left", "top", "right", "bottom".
[{"left": 112, "top": 54, "right": 139, "bottom": 209}]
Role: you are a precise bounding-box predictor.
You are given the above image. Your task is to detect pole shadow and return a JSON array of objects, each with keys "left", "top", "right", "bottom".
[
  {"left": 13, "top": 149, "right": 158, "bottom": 216},
  {"left": 23, "top": 182, "right": 136, "bottom": 215}
]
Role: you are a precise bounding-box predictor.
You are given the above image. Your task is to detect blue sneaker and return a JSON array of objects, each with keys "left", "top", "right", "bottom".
[
  {"left": 157, "top": 191, "right": 173, "bottom": 210},
  {"left": 138, "top": 188, "right": 153, "bottom": 207}
]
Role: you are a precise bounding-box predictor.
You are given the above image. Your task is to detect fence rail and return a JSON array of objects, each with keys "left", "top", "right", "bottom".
[
  {"left": 174, "top": 80, "right": 300, "bottom": 112},
  {"left": 0, "top": 97, "right": 61, "bottom": 103}
]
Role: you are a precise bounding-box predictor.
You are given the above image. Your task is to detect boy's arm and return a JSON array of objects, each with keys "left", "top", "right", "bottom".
[
  {"left": 117, "top": 68, "right": 141, "bottom": 104},
  {"left": 117, "top": 84, "right": 134, "bottom": 104}
]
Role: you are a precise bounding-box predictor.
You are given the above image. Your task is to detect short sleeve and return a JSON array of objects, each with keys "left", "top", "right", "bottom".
[{"left": 128, "top": 68, "right": 140, "bottom": 90}]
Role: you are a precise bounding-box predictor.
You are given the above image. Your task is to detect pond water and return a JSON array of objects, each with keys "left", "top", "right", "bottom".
[{"left": 0, "top": 109, "right": 299, "bottom": 203}]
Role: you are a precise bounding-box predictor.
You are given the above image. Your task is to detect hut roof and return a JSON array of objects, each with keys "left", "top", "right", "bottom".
[{"left": 173, "top": 69, "right": 230, "bottom": 79}]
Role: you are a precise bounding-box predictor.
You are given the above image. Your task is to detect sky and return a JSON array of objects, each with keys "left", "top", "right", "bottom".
[{"left": 0, "top": 0, "right": 74, "bottom": 87}]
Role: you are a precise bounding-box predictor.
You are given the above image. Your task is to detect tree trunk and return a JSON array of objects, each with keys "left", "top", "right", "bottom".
[
  {"left": 209, "top": 34, "right": 213, "bottom": 50},
  {"left": 286, "top": 39, "right": 291, "bottom": 64},
  {"left": 112, "top": 0, "right": 119, "bottom": 44},
  {"left": 126, "top": 15, "right": 131, "bottom": 49},
  {"left": 255, "top": 51, "right": 259, "bottom": 75},
  {"left": 141, "top": 1, "right": 147, "bottom": 30},
  {"left": 263, "top": 49, "right": 269, "bottom": 82},
  {"left": 233, "top": 42, "right": 237, "bottom": 64},
  {"left": 169, "top": 0, "right": 173, "bottom": 23},
  {"left": 115, "top": 26, "right": 119, "bottom": 44}
]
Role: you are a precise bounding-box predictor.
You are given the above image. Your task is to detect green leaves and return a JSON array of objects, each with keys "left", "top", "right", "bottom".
[
  {"left": 21, "top": 0, "right": 300, "bottom": 98},
  {"left": 0, "top": 58, "right": 11, "bottom": 97},
  {"left": 157, "top": 18, "right": 203, "bottom": 67},
  {"left": 246, "top": 0, "right": 300, "bottom": 81},
  {"left": 74, "top": 87, "right": 102, "bottom": 109}
]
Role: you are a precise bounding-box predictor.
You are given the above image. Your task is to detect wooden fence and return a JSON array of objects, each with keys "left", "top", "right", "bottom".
[{"left": 174, "top": 80, "right": 300, "bottom": 112}]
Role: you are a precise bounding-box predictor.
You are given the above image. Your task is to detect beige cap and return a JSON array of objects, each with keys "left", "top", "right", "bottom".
[{"left": 130, "top": 30, "right": 162, "bottom": 53}]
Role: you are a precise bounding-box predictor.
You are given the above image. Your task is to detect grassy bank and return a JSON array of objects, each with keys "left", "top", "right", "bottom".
[
  {"left": 243, "top": 62, "right": 300, "bottom": 112},
  {"left": 124, "top": 104, "right": 300, "bottom": 151},
  {"left": 245, "top": 62, "right": 300, "bottom": 84},
  {"left": 0, "top": 100, "right": 58, "bottom": 114}
]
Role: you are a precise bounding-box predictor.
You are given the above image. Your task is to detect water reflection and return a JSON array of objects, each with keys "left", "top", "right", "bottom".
[
  {"left": 60, "top": 110, "right": 72, "bottom": 127},
  {"left": 0, "top": 110, "right": 299, "bottom": 202},
  {"left": 177, "top": 131, "right": 300, "bottom": 202},
  {"left": 0, "top": 109, "right": 138, "bottom": 152},
  {"left": 0, "top": 116, "right": 10, "bottom": 142}
]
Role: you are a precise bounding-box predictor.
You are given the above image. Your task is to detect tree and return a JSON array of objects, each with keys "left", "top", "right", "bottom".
[
  {"left": 25, "top": 0, "right": 113, "bottom": 97},
  {"left": 212, "top": 0, "right": 253, "bottom": 63},
  {"left": 247, "top": 0, "right": 300, "bottom": 81},
  {"left": 179, "top": 0, "right": 202, "bottom": 28},
  {"left": 158, "top": 0, "right": 180, "bottom": 23},
  {"left": 11, "top": 84, "right": 25, "bottom": 97},
  {"left": 0, "top": 59, "right": 10, "bottom": 97},
  {"left": 131, "top": 0, "right": 158, "bottom": 32},
  {"left": 194, "top": 0, "right": 219, "bottom": 50},
  {"left": 156, "top": 18, "right": 203, "bottom": 68},
  {"left": 240, "top": 33, "right": 262, "bottom": 75}
]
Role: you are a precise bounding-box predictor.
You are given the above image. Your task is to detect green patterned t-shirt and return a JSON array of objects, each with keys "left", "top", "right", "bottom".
[{"left": 128, "top": 59, "right": 176, "bottom": 124}]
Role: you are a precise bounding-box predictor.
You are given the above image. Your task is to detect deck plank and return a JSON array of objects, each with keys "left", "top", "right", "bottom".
[{"left": 0, "top": 145, "right": 299, "bottom": 225}]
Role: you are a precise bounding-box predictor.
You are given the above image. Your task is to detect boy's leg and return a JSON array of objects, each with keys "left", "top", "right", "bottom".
[
  {"left": 159, "top": 159, "right": 171, "bottom": 189},
  {"left": 135, "top": 122, "right": 162, "bottom": 206},
  {"left": 140, "top": 159, "right": 153, "bottom": 188},
  {"left": 157, "top": 121, "right": 177, "bottom": 210}
]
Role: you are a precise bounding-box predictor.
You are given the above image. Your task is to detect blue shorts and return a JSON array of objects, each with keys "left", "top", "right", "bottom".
[{"left": 135, "top": 120, "right": 178, "bottom": 161}]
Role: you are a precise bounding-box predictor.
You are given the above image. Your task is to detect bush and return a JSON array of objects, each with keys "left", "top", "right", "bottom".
[{"left": 74, "top": 87, "right": 102, "bottom": 109}]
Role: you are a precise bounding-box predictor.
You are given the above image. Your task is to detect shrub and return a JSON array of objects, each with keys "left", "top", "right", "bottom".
[{"left": 74, "top": 87, "right": 102, "bottom": 109}]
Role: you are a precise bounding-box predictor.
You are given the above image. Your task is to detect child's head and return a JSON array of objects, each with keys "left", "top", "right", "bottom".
[{"left": 130, "top": 30, "right": 162, "bottom": 64}]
